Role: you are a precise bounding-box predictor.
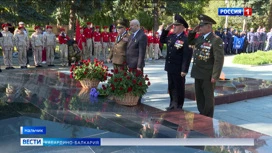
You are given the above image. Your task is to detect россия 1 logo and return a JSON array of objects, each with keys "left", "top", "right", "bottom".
[{"left": 218, "top": 8, "right": 252, "bottom": 16}]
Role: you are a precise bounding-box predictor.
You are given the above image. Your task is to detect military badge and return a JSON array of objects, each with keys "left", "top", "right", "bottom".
[{"left": 174, "top": 40, "right": 184, "bottom": 49}]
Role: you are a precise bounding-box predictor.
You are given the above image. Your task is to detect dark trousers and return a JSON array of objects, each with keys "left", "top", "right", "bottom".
[
  {"left": 167, "top": 73, "right": 185, "bottom": 108},
  {"left": 194, "top": 79, "right": 215, "bottom": 117}
]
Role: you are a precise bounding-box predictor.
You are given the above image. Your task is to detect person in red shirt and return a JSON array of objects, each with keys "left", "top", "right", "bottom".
[
  {"left": 84, "top": 22, "right": 93, "bottom": 59},
  {"left": 58, "top": 28, "right": 70, "bottom": 66},
  {"left": 153, "top": 32, "right": 163, "bottom": 60},
  {"left": 101, "top": 26, "right": 110, "bottom": 61},
  {"left": 93, "top": 26, "right": 102, "bottom": 59},
  {"left": 78, "top": 26, "right": 87, "bottom": 60},
  {"left": 146, "top": 31, "right": 154, "bottom": 60},
  {"left": 109, "top": 25, "right": 118, "bottom": 50}
]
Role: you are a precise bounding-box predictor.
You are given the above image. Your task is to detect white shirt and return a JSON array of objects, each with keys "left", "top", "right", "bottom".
[
  {"left": 133, "top": 29, "right": 140, "bottom": 38},
  {"left": 203, "top": 32, "right": 211, "bottom": 39}
]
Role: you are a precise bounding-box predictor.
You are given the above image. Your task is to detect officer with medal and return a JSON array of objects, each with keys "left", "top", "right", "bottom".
[
  {"left": 160, "top": 14, "right": 193, "bottom": 110},
  {"left": 188, "top": 14, "right": 224, "bottom": 118},
  {"left": 107, "top": 19, "right": 130, "bottom": 70}
]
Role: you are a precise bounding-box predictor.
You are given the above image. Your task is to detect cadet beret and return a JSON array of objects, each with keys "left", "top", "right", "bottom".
[
  {"left": 2, "top": 23, "right": 8, "bottom": 29},
  {"left": 173, "top": 14, "right": 189, "bottom": 28},
  {"left": 34, "top": 26, "right": 40, "bottom": 30},
  {"left": 155, "top": 32, "right": 159, "bottom": 34},
  {"left": 79, "top": 26, "right": 84, "bottom": 29},
  {"left": 116, "top": 19, "right": 129, "bottom": 28},
  {"left": 46, "top": 25, "right": 53, "bottom": 29},
  {"left": 60, "top": 28, "right": 65, "bottom": 31},
  {"left": 103, "top": 26, "right": 108, "bottom": 29},
  {"left": 144, "top": 30, "right": 148, "bottom": 33},
  {"left": 95, "top": 26, "right": 100, "bottom": 29},
  {"left": 87, "top": 22, "right": 92, "bottom": 25},
  {"left": 198, "top": 14, "right": 216, "bottom": 26}
]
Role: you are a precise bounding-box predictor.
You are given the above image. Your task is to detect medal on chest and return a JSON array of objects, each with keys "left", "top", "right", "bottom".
[{"left": 197, "top": 41, "right": 212, "bottom": 62}]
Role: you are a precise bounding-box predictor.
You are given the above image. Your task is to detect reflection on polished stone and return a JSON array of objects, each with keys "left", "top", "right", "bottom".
[
  {"left": 185, "top": 77, "right": 272, "bottom": 105},
  {"left": 0, "top": 70, "right": 272, "bottom": 152}
]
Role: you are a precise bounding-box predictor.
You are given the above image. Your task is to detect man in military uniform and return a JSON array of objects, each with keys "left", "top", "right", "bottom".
[
  {"left": 188, "top": 14, "right": 224, "bottom": 117},
  {"left": 160, "top": 14, "right": 193, "bottom": 110},
  {"left": 107, "top": 19, "right": 129, "bottom": 69}
]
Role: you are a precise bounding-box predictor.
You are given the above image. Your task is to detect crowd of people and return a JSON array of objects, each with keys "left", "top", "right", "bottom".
[{"left": 214, "top": 26, "right": 272, "bottom": 54}]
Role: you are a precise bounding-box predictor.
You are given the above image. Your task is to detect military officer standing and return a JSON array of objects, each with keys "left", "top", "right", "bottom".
[
  {"left": 188, "top": 14, "right": 224, "bottom": 117},
  {"left": 107, "top": 19, "right": 129, "bottom": 69},
  {"left": 160, "top": 14, "right": 193, "bottom": 110}
]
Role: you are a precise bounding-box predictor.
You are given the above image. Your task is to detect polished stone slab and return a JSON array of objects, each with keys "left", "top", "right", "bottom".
[
  {"left": 185, "top": 77, "right": 272, "bottom": 105},
  {"left": 1, "top": 69, "right": 272, "bottom": 152}
]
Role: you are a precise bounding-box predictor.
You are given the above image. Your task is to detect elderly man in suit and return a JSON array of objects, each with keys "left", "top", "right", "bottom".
[
  {"left": 188, "top": 14, "right": 224, "bottom": 117},
  {"left": 107, "top": 19, "right": 130, "bottom": 69},
  {"left": 126, "top": 19, "right": 147, "bottom": 71},
  {"left": 160, "top": 14, "right": 193, "bottom": 110},
  {"left": 126, "top": 19, "right": 147, "bottom": 104}
]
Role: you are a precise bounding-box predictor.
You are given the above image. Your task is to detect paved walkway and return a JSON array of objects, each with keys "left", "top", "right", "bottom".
[{"left": 142, "top": 55, "right": 272, "bottom": 136}]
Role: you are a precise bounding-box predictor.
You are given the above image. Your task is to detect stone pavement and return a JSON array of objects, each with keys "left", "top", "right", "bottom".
[
  {"left": 1, "top": 54, "right": 272, "bottom": 137},
  {"left": 143, "top": 55, "right": 272, "bottom": 137}
]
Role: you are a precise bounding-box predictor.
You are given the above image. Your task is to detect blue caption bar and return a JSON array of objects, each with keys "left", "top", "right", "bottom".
[
  {"left": 20, "top": 126, "right": 46, "bottom": 135},
  {"left": 218, "top": 8, "right": 243, "bottom": 16},
  {"left": 20, "top": 138, "right": 101, "bottom": 146}
]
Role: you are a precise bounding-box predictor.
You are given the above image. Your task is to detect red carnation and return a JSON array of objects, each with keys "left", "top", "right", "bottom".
[
  {"left": 95, "top": 63, "right": 98, "bottom": 66},
  {"left": 120, "top": 87, "right": 123, "bottom": 90},
  {"left": 127, "top": 76, "right": 130, "bottom": 80},
  {"left": 133, "top": 79, "right": 137, "bottom": 84},
  {"left": 84, "top": 71, "right": 87, "bottom": 75},
  {"left": 88, "top": 59, "right": 91, "bottom": 62},
  {"left": 80, "top": 66, "right": 82, "bottom": 68},
  {"left": 128, "top": 68, "right": 133, "bottom": 72},
  {"left": 85, "top": 63, "right": 89, "bottom": 66},
  {"left": 119, "top": 78, "right": 122, "bottom": 81},
  {"left": 127, "top": 87, "right": 132, "bottom": 92},
  {"left": 139, "top": 82, "right": 142, "bottom": 86},
  {"left": 145, "top": 77, "right": 149, "bottom": 81},
  {"left": 114, "top": 78, "right": 118, "bottom": 82},
  {"left": 148, "top": 81, "right": 151, "bottom": 86},
  {"left": 114, "top": 69, "right": 118, "bottom": 74},
  {"left": 111, "top": 86, "right": 115, "bottom": 90},
  {"left": 145, "top": 74, "right": 148, "bottom": 78},
  {"left": 104, "top": 76, "right": 107, "bottom": 80},
  {"left": 70, "top": 73, "right": 73, "bottom": 78},
  {"left": 124, "top": 72, "right": 127, "bottom": 76}
]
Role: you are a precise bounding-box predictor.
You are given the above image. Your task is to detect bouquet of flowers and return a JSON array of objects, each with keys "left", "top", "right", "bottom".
[
  {"left": 70, "top": 58, "right": 108, "bottom": 82},
  {"left": 102, "top": 68, "right": 151, "bottom": 98}
]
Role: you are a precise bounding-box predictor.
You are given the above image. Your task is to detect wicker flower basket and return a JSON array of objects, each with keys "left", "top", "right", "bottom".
[
  {"left": 115, "top": 93, "right": 140, "bottom": 106},
  {"left": 79, "top": 79, "right": 100, "bottom": 89}
]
